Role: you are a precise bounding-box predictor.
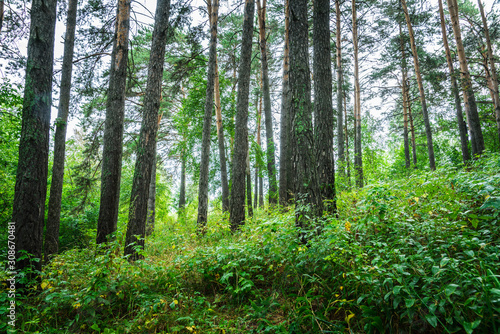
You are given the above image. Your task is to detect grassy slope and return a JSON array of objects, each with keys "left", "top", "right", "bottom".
[{"left": 4, "top": 153, "right": 500, "bottom": 333}]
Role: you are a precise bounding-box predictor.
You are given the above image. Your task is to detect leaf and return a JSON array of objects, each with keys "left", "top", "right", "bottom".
[
  {"left": 462, "top": 320, "right": 481, "bottom": 334},
  {"left": 393, "top": 285, "right": 402, "bottom": 295},
  {"left": 440, "top": 257, "right": 450, "bottom": 267},
  {"left": 405, "top": 299, "right": 415, "bottom": 308},
  {"left": 445, "top": 284, "right": 459, "bottom": 297},
  {"left": 490, "top": 288, "right": 500, "bottom": 296},
  {"left": 480, "top": 196, "right": 500, "bottom": 210},
  {"left": 425, "top": 314, "right": 438, "bottom": 328}
]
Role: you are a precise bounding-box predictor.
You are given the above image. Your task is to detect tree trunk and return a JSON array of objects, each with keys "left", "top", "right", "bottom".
[
  {"left": 13, "top": 0, "right": 57, "bottom": 276},
  {"left": 336, "top": 0, "right": 345, "bottom": 176},
  {"left": 400, "top": 0, "right": 435, "bottom": 170},
  {"left": 313, "top": 0, "right": 336, "bottom": 213},
  {"left": 145, "top": 151, "right": 156, "bottom": 236},
  {"left": 197, "top": 0, "right": 219, "bottom": 231},
  {"left": 254, "top": 166, "right": 258, "bottom": 208},
  {"left": 289, "top": 0, "right": 323, "bottom": 234},
  {"left": 279, "top": 0, "right": 291, "bottom": 207},
  {"left": 125, "top": 0, "right": 170, "bottom": 260},
  {"left": 477, "top": 0, "right": 500, "bottom": 145},
  {"left": 438, "top": 0, "right": 470, "bottom": 162},
  {"left": 215, "top": 57, "right": 229, "bottom": 212},
  {"left": 179, "top": 153, "right": 186, "bottom": 210},
  {"left": 229, "top": 0, "right": 254, "bottom": 231},
  {"left": 97, "top": 0, "right": 132, "bottom": 244},
  {"left": 246, "top": 153, "right": 253, "bottom": 218},
  {"left": 257, "top": 0, "right": 278, "bottom": 205},
  {"left": 408, "top": 99, "right": 418, "bottom": 168},
  {"left": 446, "top": 0, "right": 485, "bottom": 156},
  {"left": 399, "top": 21, "right": 411, "bottom": 170},
  {"left": 352, "top": 0, "right": 363, "bottom": 187},
  {"left": 259, "top": 171, "right": 264, "bottom": 207},
  {"left": 344, "top": 93, "right": 352, "bottom": 188},
  {"left": 0, "top": 1, "right": 4, "bottom": 33},
  {"left": 45, "top": 0, "right": 78, "bottom": 262}
]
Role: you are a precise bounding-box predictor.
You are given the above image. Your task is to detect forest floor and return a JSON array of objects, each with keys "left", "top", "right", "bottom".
[{"left": 5, "top": 153, "right": 500, "bottom": 333}]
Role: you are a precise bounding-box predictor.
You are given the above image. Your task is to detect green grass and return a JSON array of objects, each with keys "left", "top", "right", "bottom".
[{"left": 2, "top": 153, "right": 500, "bottom": 333}]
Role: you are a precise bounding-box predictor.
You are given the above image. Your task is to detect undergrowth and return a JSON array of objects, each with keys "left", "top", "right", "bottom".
[{"left": 2, "top": 153, "right": 500, "bottom": 333}]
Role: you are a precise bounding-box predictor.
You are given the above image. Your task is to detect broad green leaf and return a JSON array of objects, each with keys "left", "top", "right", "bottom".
[
  {"left": 445, "top": 284, "right": 459, "bottom": 297},
  {"left": 425, "top": 314, "right": 438, "bottom": 328},
  {"left": 440, "top": 257, "right": 450, "bottom": 267},
  {"left": 405, "top": 299, "right": 415, "bottom": 308},
  {"left": 480, "top": 196, "right": 500, "bottom": 210}
]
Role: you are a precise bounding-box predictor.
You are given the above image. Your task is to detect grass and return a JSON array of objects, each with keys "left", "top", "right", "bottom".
[{"left": 2, "top": 153, "right": 500, "bottom": 333}]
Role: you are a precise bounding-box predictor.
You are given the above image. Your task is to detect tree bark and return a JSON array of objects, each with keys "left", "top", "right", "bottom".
[
  {"left": 399, "top": 21, "right": 411, "bottom": 170},
  {"left": 408, "top": 99, "right": 418, "bottom": 168},
  {"left": 477, "top": 0, "right": 500, "bottom": 145},
  {"left": 246, "top": 152, "right": 253, "bottom": 218},
  {"left": 197, "top": 0, "right": 219, "bottom": 231},
  {"left": 45, "top": 0, "right": 78, "bottom": 262},
  {"left": 125, "top": 0, "right": 170, "bottom": 260},
  {"left": 336, "top": 0, "right": 345, "bottom": 176},
  {"left": 229, "top": 0, "right": 254, "bottom": 231},
  {"left": 215, "top": 57, "right": 229, "bottom": 212},
  {"left": 344, "top": 93, "right": 352, "bottom": 188},
  {"left": 446, "top": 0, "right": 485, "bottom": 156},
  {"left": 400, "top": 0, "right": 435, "bottom": 170},
  {"left": 97, "top": 0, "right": 132, "bottom": 244},
  {"left": 257, "top": 0, "right": 278, "bottom": 205},
  {"left": 179, "top": 153, "right": 186, "bottom": 210},
  {"left": 279, "top": 0, "right": 291, "bottom": 207},
  {"left": 13, "top": 0, "right": 57, "bottom": 276},
  {"left": 438, "top": 0, "right": 470, "bottom": 162},
  {"left": 289, "top": 0, "right": 323, "bottom": 233},
  {"left": 313, "top": 0, "right": 336, "bottom": 213},
  {"left": 145, "top": 151, "right": 156, "bottom": 236},
  {"left": 352, "top": 0, "right": 363, "bottom": 187},
  {"left": 0, "top": 1, "right": 4, "bottom": 33}
]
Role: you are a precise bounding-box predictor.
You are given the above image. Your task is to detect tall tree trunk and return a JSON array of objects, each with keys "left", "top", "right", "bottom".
[
  {"left": 279, "top": 0, "right": 291, "bottom": 207},
  {"left": 229, "top": 0, "right": 255, "bottom": 231},
  {"left": 145, "top": 151, "right": 156, "bottom": 236},
  {"left": 215, "top": 57, "right": 229, "bottom": 212},
  {"left": 408, "top": 99, "right": 418, "bottom": 168},
  {"left": 313, "top": 0, "right": 336, "bottom": 213},
  {"left": 254, "top": 166, "right": 258, "bottom": 208},
  {"left": 399, "top": 22, "right": 411, "bottom": 169},
  {"left": 259, "top": 171, "right": 264, "bottom": 206},
  {"left": 45, "top": 0, "right": 78, "bottom": 262},
  {"left": 477, "top": 0, "right": 500, "bottom": 145},
  {"left": 289, "top": 0, "right": 323, "bottom": 233},
  {"left": 96, "top": 0, "right": 132, "bottom": 244},
  {"left": 125, "top": 0, "right": 170, "bottom": 260},
  {"left": 0, "top": 1, "right": 4, "bottom": 34},
  {"left": 13, "top": 0, "right": 57, "bottom": 276},
  {"left": 352, "top": 0, "right": 363, "bottom": 187},
  {"left": 400, "top": 0, "right": 436, "bottom": 170},
  {"left": 344, "top": 93, "right": 352, "bottom": 188},
  {"left": 438, "top": 0, "right": 470, "bottom": 162},
  {"left": 246, "top": 153, "right": 253, "bottom": 218},
  {"left": 446, "top": 0, "right": 485, "bottom": 156},
  {"left": 197, "top": 0, "right": 219, "bottom": 231},
  {"left": 179, "top": 153, "right": 186, "bottom": 210},
  {"left": 256, "top": 86, "right": 263, "bottom": 208},
  {"left": 336, "top": 0, "right": 345, "bottom": 176},
  {"left": 257, "top": 0, "right": 278, "bottom": 205}
]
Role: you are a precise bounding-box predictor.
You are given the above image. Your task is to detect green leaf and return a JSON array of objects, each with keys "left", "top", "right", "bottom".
[
  {"left": 480, "top": 196, "right": 500, "bottom": 210},
  {"left": 393, "top": 285, "right": 402, "bottom": 295},
  {"left": 462, "top": 320, "right": 481, "bottom": 334},
  {"left": 405, "top": 299, "right": 415, "bottom": 308},
  {"left": 445, "top": 284, "right": 459, "bottom": 297},
  {"left": 425, "top": 314, "right": 438, "bottom": 328},
  {"left": 490, "top": 288, "right": 500, "bottom": 296},
  {"left": 440, "top": 257, "right": 450, "bottom": 267}
]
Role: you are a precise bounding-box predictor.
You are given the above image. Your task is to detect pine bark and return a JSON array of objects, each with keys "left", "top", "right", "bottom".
[
  {"left": 215, "top": 57, "right": 229, "bottom": 212},
  {"left": 13, "top": 0, "right": 57, "bottom": 275},
  {"left": 257, "top": 0, "right": 278, "bottom": 205},
  {"left": 400, "top": 0, "right": 436, "bottom": 170},
  {"left": 408, "top": 100, "right": 418, "bottom": 168},
  {"left": 313, "top": 0, "right": 336, "bottom": 213},
  {"left": 289, "top": 0, "right": 323, "bottom": 232},
  {"left": 179, "top": 153, "right": 186, "bottom": 210},
  {"left": 335, "top": 0, "right": 345, "bottom": 176},
  {"left": 246, "top": 153, "right": 253, "bottom": 217},
  {"left": 446, "top": 0, "right": 485, "bottom": 156},
  {"left": 229, "top": 0, "right": 255, "bottom": 231},
  {"left": 400, "top": 22, "right": 411, "bottom": 169},
  {"left": 344, "top": 94, "right": 352, "bottom": 188},
  {"left": 97, "top": 0, "right": 132, "bottom": 244},
  {"left": 45, "top": 0, "right": 78, "bottom": 261},
  {"left": 125, "top": 0, "right": 170, "bottom": 259},
  {"left": 477, "top": 0, "right": 500, "bottom": 145},
  {"left": 352, "top": 0, "right": 363, "bottom": 187},
  {"left": 279, "top": 0, "right": 291, "bottom": 207},
  {"left": 145, "top": 152, "right": 156, "bottom": 236},
  {"left": 438, "top": 0, "right": 470, "bottom": 162},
  {"left": 197, "top": 0, "right": 219, "bottom": 230}
]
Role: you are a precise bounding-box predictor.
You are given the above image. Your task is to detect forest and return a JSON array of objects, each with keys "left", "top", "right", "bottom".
[{"left": 1, "top": 0, "right": 500, "bottom": 332}]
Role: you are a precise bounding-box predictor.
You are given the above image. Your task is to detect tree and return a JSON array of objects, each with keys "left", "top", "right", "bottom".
[
  {"left": 45, "top": 0, "right": 78, "bottom": 262},
  {"left": 400, "top": 0, "right": 436, "bottom": 170},
  {"left": 313, "top": 0, "right": 336, "bottom": 212},
  {"left": 0, "top": 0, "right": 4, "bottom": 33},
  {"left": 13, "top": 0, "right": 58, "bottom": 275},
  {"left": 96, "top": 0, "right": 132, "bottom": 244},
  {"left": 477, "top": 0, "right": 500, "bottom": 146},
  {"left": 256, "top": 0, "right": 278, "bottom": 205},
  {"left": 446, "top": 0, "right": 485, "bottom": 156},
  {"left": 335, "top": 0, "right": 345, "bottom": 177},
  {"left": 279, "top": 0, "right": 291, "bottom": 207},
  {"left": 229, "top": 0, "right": 255, "bottom": 231},
  {"left": 352, "top": 0, "right": 364, "bottom": 186},
  {"left": 438, "top": 0, "right": 470, "bottom": 163},
  {"left": 197, "top": 0, "right": 219, "bottom": 230},
  {"left": 125, "top": 0, "right": 171, "bottom": 260},
  {"left": 289, "top": 0, "right": 323, "bottom": 233},
  {"left": 399, "top": 22, "right": 412, "bottom": 169}
]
